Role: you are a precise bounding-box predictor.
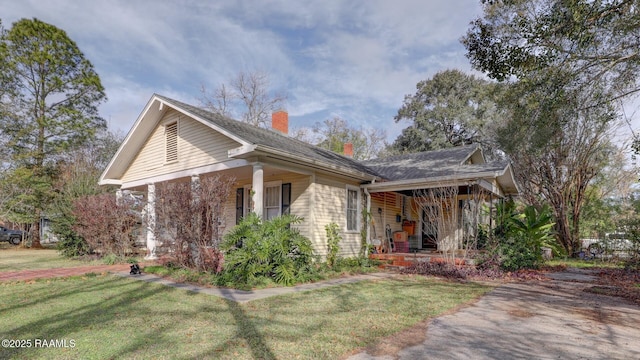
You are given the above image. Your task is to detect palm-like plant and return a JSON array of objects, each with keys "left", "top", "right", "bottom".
[{"left": 221, "top": 213, "right": 316, "bottom": 286}]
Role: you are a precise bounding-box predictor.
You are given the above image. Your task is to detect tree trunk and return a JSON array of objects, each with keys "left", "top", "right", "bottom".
[
  {"left": 31, "top": 211, "right": 42, "bottom": 248},
  {"left": 554, "top": 206, "right": 575, "bottom": 256}
]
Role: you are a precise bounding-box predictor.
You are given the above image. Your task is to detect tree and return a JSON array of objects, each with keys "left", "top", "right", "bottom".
[
  {"left": 312, "top": 116, "right": 386, "bottom": 160},
  {"left": 495, "top": 75, "right": 617, "bottom": 255},
  {"left": 580, "top": 148, "right": 636, "bottom": 240},
  {"left": 200, "top": 70, "right": 286, "bottom": 127},
  {"left": 0, "top": 18, "right": 106, "bottom": 246},
  {"left": 463, "top": 0, "right": 640, "bottom": 99},
  {"left": 462, "top": 0, "right": 638, "bottom": 256},
  {"left": 389, "top": 69, "right": 503, "bottom": 156}
]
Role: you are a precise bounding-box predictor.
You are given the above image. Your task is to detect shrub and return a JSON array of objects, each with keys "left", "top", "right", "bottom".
[
  {"left": 479, "top": 200, "right": 557, "bottom": 271},
  {"left": 72, "top": 193, "right": 141, "bottom": 257},
  {"left": 325, "top": 222, "right": 341, "bottom": 268},
  {"left": 498, "top": 234, "right": 543, "bottom": 271},
  {"left": 154, "top": 175, "right": 234, "bottom": 272},
  {"left": 56, "top": 231, "right": 91, "bottom": 258},
  {"left": 220, "top": 213, "right": 317, "bottom": 287}
]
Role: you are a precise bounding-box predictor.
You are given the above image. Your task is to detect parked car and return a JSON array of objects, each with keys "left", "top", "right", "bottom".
[{"left": 0, "top": 226, "right": 25, "bottom": 245}]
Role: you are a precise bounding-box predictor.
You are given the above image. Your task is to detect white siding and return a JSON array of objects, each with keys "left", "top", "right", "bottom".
[{"left": 122, "top": 110, "right": 241, "bottom": 183}]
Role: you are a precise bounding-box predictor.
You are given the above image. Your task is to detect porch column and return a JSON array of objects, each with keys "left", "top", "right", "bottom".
[
  {"left": 252, "top": 163, "right": 264, "bottom": 219},
  {"left": 364, "top": 187, "right": 372, "bottom": 254},
  {"left": 145, "top": 183, "right": 158, "bottom": 260}
]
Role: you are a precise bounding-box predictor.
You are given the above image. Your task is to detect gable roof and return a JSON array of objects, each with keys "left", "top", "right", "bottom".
[
  {"left": 100, "top": 94, "right": 382, "bottom": 185},
  {"left": 101, "top": 94, "right": 518, "bottom": 196},
  {"left": 154, "top": 95, "right": 381, "bottom": 178},
  {"left": 362, "top": 145, "right": 518, "bottom": 195}
]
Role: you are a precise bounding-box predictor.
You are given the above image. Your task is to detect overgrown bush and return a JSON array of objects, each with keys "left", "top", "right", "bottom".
[
  {"left": 154, "top": 175, "right": 235, "bottom": 272},
  {"left": 477, "top": 200, "right": 557, "bottom": 271},
  {"left": 325, "top": 222, "right": 341, "bottom": 268},
  {"left": 220, "top": 213, "right": 317, "bottom": 287},
  {"left": 72, "top": 193, "right": 141, "bottom": 257}
]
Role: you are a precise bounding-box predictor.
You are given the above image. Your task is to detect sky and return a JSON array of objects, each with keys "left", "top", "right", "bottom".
[{"left": 0, "top": 0, "right": 485, "bottom": 143}]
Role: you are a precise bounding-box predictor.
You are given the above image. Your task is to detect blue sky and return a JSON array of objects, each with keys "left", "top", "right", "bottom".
[{"left": 1, "top": 0, "right": 485, "bottom": 142}]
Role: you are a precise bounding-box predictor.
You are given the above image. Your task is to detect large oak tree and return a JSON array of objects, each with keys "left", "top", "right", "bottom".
[
  {"left": 389, "top": 69, "right": 503, "bottom": 157},
  {"left": 462, "top": 0, "right": 639, "bottom": 255}
]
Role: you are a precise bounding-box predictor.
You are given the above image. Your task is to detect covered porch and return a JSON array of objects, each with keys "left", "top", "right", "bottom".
[{"left": 361, "top": 165, "right": 519, "bottom": 258}]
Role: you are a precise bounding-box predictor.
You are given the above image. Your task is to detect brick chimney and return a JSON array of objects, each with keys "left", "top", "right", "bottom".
[
  {"left": 272, "top": 110, "right": 288, "bottom": 135},
  {"left": 343, "top": 142, "right": 353, "bottom": 157}
]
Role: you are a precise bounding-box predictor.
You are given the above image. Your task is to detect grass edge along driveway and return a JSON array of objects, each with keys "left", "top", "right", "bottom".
[{"left": 0, "top": 274, "right": 492, "bottom": 359}]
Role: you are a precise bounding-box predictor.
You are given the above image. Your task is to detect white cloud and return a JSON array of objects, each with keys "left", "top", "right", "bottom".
[{"left": 0, "top": 0, "right": 484, "bottom": 142}]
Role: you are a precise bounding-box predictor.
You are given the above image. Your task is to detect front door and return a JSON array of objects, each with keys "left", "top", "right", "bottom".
[{"left": 421, "top": 207, "right": 438, "bottom": 249}]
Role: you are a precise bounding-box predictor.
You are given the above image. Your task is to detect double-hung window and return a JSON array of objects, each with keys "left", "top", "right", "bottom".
[
  {"left": 346, "top": 186, "right": 359, "bottom": 231},
  {"left": 235, "top": 182, "right": 292, "bottom": 224},
  {"left": 264, "top": 182, "right": 281, "bottom": 220}
]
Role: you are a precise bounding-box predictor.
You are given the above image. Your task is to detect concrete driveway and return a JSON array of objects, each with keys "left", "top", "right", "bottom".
[{"left": 349, "top": 268, "right": 640, "bottom": 360}]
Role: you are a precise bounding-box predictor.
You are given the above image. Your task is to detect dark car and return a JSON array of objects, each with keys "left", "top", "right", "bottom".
[{"left": 0, "top": 226, "right": 24, "bottom": 245}]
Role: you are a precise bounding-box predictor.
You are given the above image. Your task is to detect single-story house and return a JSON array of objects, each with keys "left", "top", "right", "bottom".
[{"left": 99, "top": 94, "right": 518, "bottom": 259}]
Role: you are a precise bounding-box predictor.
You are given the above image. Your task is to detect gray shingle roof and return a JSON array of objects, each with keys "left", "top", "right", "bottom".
[
  {"left": 156, "top": 95, "right": 381, "bottom": 178},
  {"left": 362, "top": 145, "right": 503, "bottom": 181}
]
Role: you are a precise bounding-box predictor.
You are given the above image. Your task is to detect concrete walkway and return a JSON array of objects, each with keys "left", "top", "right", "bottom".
[
  {"left": 0, "top": 263, "right": 395, "bottom": 303},
  {"left": 115, "top": 271, "right": 396, "bottom": 302},
  {"left": 348, "top": 267, "right": 640, "bottom": 360}
]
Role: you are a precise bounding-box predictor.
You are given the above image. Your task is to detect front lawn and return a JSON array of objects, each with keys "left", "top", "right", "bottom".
[
  {"left": 0, "top": 249, "right": 100, "bottom": 272},
  {"left": 0, "top": 274, "right": 492, "bottom": 359}
]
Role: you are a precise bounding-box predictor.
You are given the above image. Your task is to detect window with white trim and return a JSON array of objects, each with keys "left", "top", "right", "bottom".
[
  {"left": 346, "top": 186, "right": 359, "bottom": 231},
  {"left": 235, "top": 182, "right": 291, "bottom": 224},
  {"left": 264, "top": 181, "right": 282, "bottom": 220},
  {"left": 165, "top": 121, "right": 178, "bottom": 162}
]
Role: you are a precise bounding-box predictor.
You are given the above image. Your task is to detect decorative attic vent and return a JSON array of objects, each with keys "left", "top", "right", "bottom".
[{"left": 165, "top": 122, "right": 178, "bottom": 162}]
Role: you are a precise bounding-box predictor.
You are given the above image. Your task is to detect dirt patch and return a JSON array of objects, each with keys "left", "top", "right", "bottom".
[{"left": 507, "top": 308, "right": 535, "bottom": 318}]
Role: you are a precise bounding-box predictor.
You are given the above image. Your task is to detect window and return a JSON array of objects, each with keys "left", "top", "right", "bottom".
[
  {"left": 346, "top": 186, "right": 359, "bottom": 231},
  {"left": 165, "top": 122, "right": 178, "bottom": 162},
  {"left": 236, "top": 183, "right": 291, "bottom": 222},
  {"left": 264, "top": 182, "right": 281, "bottom": 220}
]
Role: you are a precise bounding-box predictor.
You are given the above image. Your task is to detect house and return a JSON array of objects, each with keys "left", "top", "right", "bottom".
[{"left": 99, "top": 94, "right": 518, "bottom": 260}]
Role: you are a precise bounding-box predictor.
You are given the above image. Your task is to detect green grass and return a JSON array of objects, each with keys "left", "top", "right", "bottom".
[
  {"left": 0, "top": 249, "right": 97, "bottom": 272},
  {"left": 0, "top": 274, "right": 492, "bottom": 359},
  {"left": 0, "top": 248, "right": 142, "bottom": 273}
]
